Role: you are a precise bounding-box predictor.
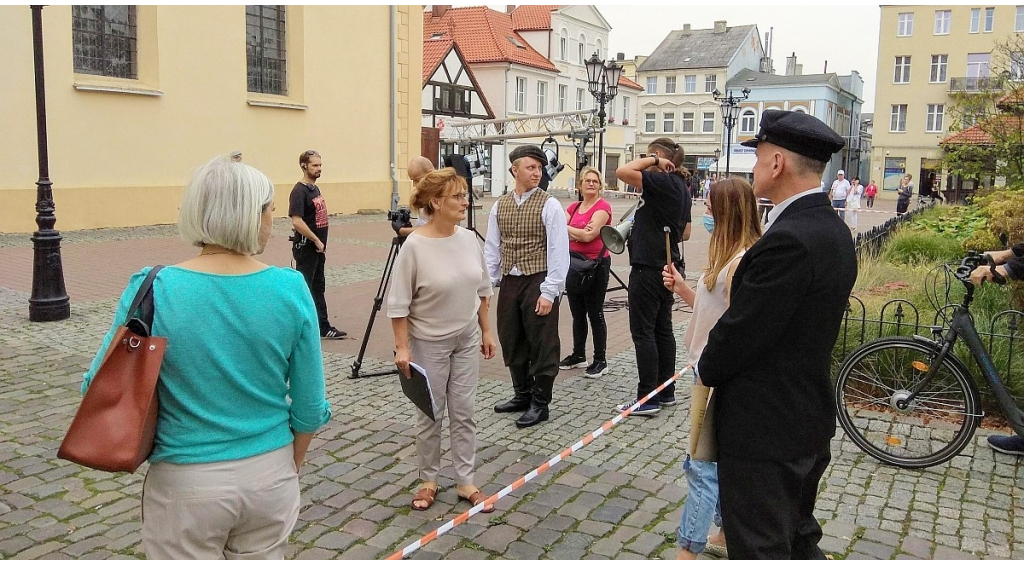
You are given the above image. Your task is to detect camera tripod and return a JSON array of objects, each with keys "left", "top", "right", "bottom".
[{"left": 350, "top": 235, "right": 404, "bottom": 379}]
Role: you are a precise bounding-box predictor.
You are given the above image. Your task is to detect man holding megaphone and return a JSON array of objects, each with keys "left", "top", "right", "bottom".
[{"left": 611, "top": 138, "right": 692, "bottom": 416}]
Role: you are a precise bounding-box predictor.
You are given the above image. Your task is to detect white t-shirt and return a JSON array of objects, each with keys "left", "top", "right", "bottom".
[{"left": 830, "top": 179, "right": 851, "bottom": 200}]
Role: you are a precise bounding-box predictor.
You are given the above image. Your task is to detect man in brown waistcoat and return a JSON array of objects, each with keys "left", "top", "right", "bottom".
[{"left": 483, "top": 145, "right": 570, "bottom": 428}]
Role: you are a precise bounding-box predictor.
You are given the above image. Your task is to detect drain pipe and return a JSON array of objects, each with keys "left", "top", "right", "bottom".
[{"left": 389, "top": 5, "right": 399, "bottom": 211}]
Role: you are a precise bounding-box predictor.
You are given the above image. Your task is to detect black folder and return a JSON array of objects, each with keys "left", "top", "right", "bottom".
[{"left": 399, "top": 362, "right": 436, "bottom": 422}]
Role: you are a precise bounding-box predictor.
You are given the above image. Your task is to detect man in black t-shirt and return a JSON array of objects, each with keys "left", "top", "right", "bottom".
[{"left": 289, "top": 150, "right": 345, "bottom": 339}]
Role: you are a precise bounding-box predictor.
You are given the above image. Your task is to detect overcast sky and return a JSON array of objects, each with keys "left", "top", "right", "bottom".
[{"left": 596, "top": 4, "right": 882, "bottom": 112}]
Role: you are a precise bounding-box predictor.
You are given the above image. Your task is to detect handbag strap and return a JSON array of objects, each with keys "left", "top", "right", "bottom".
[{"left": 126, "top": 265, "right": 164, "bottom": 327}]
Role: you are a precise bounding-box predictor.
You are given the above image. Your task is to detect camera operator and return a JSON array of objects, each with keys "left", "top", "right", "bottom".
[
  {"left": 613, "top": 138, "right": 691, "bottom": 417},
  {"left": 289, "top": 150, "right": 345, "bottom": 340},
  {"left": 397, "top": 156, "right": 436, "bottom": 237}
]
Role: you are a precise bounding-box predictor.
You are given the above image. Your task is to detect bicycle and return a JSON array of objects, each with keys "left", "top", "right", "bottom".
[{"left": 834, "top": 252, "right": 1024, "bottom": 468}]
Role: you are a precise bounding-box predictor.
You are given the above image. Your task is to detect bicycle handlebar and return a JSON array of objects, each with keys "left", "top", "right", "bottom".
[{"left": 955, "top": 252, "right": 1007, "bottom": 286}]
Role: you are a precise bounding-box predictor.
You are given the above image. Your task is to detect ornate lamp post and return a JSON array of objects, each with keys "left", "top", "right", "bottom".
[
  {"left": 712, "top": 87, "right": 750, "bottom": 176},
  {"left": 585, "top": 52, "right": 623, "bottom": 179},
  {"left": 28, "top": 5, "right": 70, "bottom": 322},
  {"left": 714, "top": 147, "right": 721, "bottom": 180}
]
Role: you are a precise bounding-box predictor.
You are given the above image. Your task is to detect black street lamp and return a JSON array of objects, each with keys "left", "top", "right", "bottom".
[
  {"left": 712, "top": 87, "right": 750, "bottom": 176},
  {"left": 28, "top": 5, "right": 70, "bottom": 322},
  {"left": 714, "top": 147, "right": 721, "bottom": 179},
  {"left": 585, "top": 52, "right": 623, "bottom": 180}
]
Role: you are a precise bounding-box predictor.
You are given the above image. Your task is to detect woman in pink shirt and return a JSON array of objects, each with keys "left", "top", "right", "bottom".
[
  {"left": 560, "top": 167, "right": 613, "bottom": 377},
  {"left": 864, "top": 180, "right": 878, "bottom": 208}
]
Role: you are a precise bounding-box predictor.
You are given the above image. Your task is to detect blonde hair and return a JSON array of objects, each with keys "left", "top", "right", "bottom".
[
  {"left": 577, "top": 166, "right": 603, "bottom": 190},
  {"left": 178, "top": 156, "right": 274, "bottom": 255},
  {"left": 704, "top": 177, "right": 761, "bottom": 291},
  {"left": 410, "top": 168, "right": 467, "bottom": 214}
]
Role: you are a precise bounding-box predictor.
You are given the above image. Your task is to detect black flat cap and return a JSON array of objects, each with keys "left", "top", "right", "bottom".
[
  {"left": 740, "top": 110, "right": 845, "bottom": 163},
  {"left": 509, "top": 145, "right": 548, "bottom": 165}
]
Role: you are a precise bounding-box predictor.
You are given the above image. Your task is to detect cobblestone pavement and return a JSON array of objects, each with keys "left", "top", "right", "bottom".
[{"left": 0, "top": 195, "right": 1020, "bottom": 559}]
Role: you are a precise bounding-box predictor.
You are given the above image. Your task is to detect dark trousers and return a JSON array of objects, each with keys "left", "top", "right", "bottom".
[
  {"left": 865, "top": 195, "right": 875, "bottom": 208},
  {"left": 496, "top": 272, "right": 560, "bottom": 406},
  {"left": 896, "top": 197, "right": 910, "bottom": 214},
  {"left": 628, "top": 265, "right": 676, "bottom": 403},
  {"left": 293, "top": 243, "right": 330, "bottom": 333},
  {"left": 566, "top": 257, "right": 611, "bottom": 362},
  {"left": 718, "top": 445, "right": 831, "bottom": 559}
]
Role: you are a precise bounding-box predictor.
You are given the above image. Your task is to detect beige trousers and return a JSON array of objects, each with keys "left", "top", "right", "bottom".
[
  {"left": 142, "top": 445, "right": 300, "bottom": 560},
  {"left": 410, "top": 321, "right": 481, "bottom": 486}
]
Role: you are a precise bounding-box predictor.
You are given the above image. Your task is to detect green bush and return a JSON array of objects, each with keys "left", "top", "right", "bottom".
[{"left": 880, "top": 230, "right": 964, "bottom": 264}]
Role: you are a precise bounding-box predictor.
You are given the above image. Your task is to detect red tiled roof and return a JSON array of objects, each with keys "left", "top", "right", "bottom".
[
  {"left": 618, "top": 75, "right": 643, "bottom": 91},
  {"left": 997, "top": 86, "right": 1024, "bottom": 110},
  {"left": 424, "top": 6, "right": 558, "bottom": 73},
  {"left": 941, "top": 124, "right": 992, "bottom": 145},
  {"left": 941, "top": 115, "right": 1024, "bottom": 145},
  {"left": 510, "top": 5, "right": 560, "bottom": 31},
  {"left": 422, "top": 37, "right": 454, "bottom": 82}
]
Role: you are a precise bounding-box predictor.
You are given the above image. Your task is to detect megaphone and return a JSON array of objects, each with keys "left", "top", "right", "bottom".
[{"left": 601, "top": 218, "right": 633, "bottom": 254}]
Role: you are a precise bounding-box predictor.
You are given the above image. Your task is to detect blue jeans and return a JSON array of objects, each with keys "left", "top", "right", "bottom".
[
  {"left": 832, "top": 199, "right": 846, "bottom": 221},
  {"left": 676, "top": 458, "right": 723, "bottom": 554}
]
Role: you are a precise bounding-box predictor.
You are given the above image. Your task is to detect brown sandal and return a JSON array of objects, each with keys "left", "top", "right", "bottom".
[
  {"left": 411, "top": 487, "right": 436, "bottom": 511},
  {"left": 458, "top": 489, "right": 494, "bottom": 513}
]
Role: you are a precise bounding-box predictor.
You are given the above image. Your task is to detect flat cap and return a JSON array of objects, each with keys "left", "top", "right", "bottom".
[
  {"left": 740, "top": 110, "right": 845, "bottom": 163},
  {"left": 509, "top": 144, "right": 548, "bottom": 165}
]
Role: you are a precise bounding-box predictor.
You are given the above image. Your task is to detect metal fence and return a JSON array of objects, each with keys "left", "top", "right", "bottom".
[{"left": 852, "top": 199, "right": 936, "bottom": 258}]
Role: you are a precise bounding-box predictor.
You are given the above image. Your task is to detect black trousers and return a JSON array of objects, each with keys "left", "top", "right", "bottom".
[
  {"left": 293, "top": 243, "right": 330, "bottom": 333},
  {"left": 718, "top": 445, "right": 831, "bottom": 559},
  {"left": 896, "top": 197, "right": 910, "bottom": 214},
  {"left": 496, "top": 272, "right": 560, "bottom": 406},
  {"left": 628, "top": 265, "right": 676, "bottom": 403},
  {"left": 566, "top": 256, "right": 611, "bottom": 362}
]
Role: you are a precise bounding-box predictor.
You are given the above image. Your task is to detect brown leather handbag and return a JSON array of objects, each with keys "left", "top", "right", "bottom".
[{"left": 58, "top": 266, "right": 165, "bottom": 473}]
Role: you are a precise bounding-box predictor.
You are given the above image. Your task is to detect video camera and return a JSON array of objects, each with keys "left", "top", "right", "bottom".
[{"left": 388, "top": 207, "right": 412, "bottom": 234}]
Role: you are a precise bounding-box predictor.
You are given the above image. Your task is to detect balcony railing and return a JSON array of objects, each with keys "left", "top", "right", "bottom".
[{"left": 949, "top": 76, "right": 1004, "bottom": 93}]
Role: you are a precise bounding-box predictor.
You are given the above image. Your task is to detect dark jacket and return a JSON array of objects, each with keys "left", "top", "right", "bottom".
[{"left": 698, "top": 192, "right": 857, "bottom": 461}]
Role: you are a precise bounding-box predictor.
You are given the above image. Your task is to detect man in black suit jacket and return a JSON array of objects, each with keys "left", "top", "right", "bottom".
[{"left": 697, "top": 110, "right": 857, "bottom": 559}]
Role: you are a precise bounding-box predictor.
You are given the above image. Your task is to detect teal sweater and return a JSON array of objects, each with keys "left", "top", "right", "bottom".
[{"left": 83, "top": 266, "right": 332, "bottom": 464}]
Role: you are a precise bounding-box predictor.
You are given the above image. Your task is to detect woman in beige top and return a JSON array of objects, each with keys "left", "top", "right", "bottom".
[
  {"left": 662, "top": 178, "right": 761, "bottom": 559},
  {"left": 387, "top": 168, "right": 497, "bottom": 512}
]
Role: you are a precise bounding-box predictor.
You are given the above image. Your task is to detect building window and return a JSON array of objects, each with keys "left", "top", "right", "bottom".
[
  {"left": 558, "top": 84, "right": 567, "bottom": 112},
  {"left": 578, "top": 35, "right": 586, "bottom": 65},
  {"left": 536, "top": 81, "right": 547, "bottom": 113},
  {"left": 897, "top": 12, "right": 914, "bottom": 36},
  {"left": 514, "top": 77, "right": 526, "bottom": 112},
  {"left": 434, "top": 85, "right": 470, "bottom": 115},
  {"left": 663, "top": 112, "right": 674, "bottom": 133},
  {"left": 72, "top": 5, "right": 138, "bottom": 79},
  {"left": 894, "top": 56, "right": 911, "bottom": 83},
  {"left": 644, "top": 112, "right": 656, "bottom": 133},
  {"left": 934, "top": 10, "right": 951, "bottom": 35},
  {"left": 681, "top": 112, "right": 694, "bottom": 133},
  {"left": 926, "top": 104, "right": 944, "bottom": 132},
  {"left": 665, "top": 76, "right": 676, "bottom": 94},
  {"left": 1018, "top": 6, "right": 1024, "bottom": 32},
  {"left": 702, "top": 111, "right": 715, "bottom": 133},
  {"left": 622, "top": 96, "right": 630, "bottom": 122},
  {"left": 646, "top": 76, "right": 657, "bottom": 94},
  {"left": 985, "top": 7, "right": 995, "bottom": 32},
  {"left": 684, "top": 75, "right": 696, "bottom": 93},
  {"left": 967, "top": 52, "right": 991, "bottom": 79},
  {"left": 559, "top": 29, "right": 568, "bottom": 61},
  {"left": 595, "top": 39, "right": 603, "bottom": 60},
  {"left": 739, "top": 109, "right": 756, "bottom": 134},
  {"left": 970, "top": 8, "right": 980, "bottom": 33},
  {"left": 705, "top": 74, "right": 717, "bottom": 93},
  {"left": 890, "top": 104, "right": 907, "bottom": 132},
  {"left": 246, "top": 5, "right": 287, "bottom": 95},
  {"left": 576, "top": 87, "right": 585, "bottom": 111},
  {"left": 930, "top": 55, "right": 948, "bottom": 83}
]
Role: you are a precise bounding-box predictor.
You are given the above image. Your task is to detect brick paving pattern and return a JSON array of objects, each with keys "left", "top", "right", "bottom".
[{"left": 0, "top": 194, "right": 1020, "bottom": 559}]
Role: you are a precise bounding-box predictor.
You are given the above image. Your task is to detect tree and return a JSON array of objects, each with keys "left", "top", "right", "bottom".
[{"left": 943, "top": 34, "right": 1024, "bottom": 187}]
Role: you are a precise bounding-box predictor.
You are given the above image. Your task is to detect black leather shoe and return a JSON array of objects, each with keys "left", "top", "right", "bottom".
[
  {"left": 515, "top": 405, "right": 549, "bottom": 428},
  {"left": 494, "top": 397, "right": 531, "bottom": 413}
]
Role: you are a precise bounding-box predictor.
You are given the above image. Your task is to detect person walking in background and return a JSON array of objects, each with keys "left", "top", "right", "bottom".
[
  {"left": 896, "top": 174, "right": 913, "bottom": 215},
  {"left": 485, "top": 145, "right": 569, "bottom": 428},
  {"left": 388, "top": 168, "right": 497, "bottom": 513},
  {"left": 864, "top": 179, "right": 878, "bottom": 208},
  {"left": 662, "top": 177, "right": 762, "bottom": 560},
  {"left": 697, "top": 110, "right": 857, "bottom": 558},
  {"left": 828, "top": 169, "right": 850, "bottom": 221},
  {"left": 846, "top": 177, "right": 863, "bottom": 233},
  {"left": 290, "top": 150, "right": 346, "bottom": 339},
  {"left": 80, "top": 156, "right": 332, "bottom": 559},
  {"left": 560, "top": 166, "right": 613, "bottom": 378},
  {"left": 613, "top": 138, "right": 689, "bottom": 416}
]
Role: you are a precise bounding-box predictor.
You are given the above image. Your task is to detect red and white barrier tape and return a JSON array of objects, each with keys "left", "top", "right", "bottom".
[
  {"left": 385, "top": 366, "right": 693, "bottom": 560},
  {"left": 832, "top": 207, "right": 912, "bottom": 215}
]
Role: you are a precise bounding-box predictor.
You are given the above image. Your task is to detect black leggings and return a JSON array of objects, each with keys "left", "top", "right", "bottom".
[{"left": 566, "top": 256, "right": 611, "bottom": 361}]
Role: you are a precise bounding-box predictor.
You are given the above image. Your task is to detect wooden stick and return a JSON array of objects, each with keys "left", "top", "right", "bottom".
[{"left": 664, "top": 226, "right": 672, "bottom": 267}]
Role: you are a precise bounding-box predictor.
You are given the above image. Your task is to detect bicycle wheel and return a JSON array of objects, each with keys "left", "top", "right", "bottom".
[{"left": 835, "top": 337, "right": 981, "bottom": 468}]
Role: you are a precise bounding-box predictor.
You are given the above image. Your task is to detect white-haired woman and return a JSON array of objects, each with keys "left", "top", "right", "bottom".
[{"left": 81, "top": 156, "right": 331, "bottom": 559}]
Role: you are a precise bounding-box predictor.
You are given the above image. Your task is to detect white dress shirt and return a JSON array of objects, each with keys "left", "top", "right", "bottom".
[
  {"left": 483, "top": 188, "right": 569, "bottom": 302},
  {"left": 764, "top": 187, "right": 823, "bottom": 232}
]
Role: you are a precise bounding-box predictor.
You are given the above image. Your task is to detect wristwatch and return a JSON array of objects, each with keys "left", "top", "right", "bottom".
[{"left": 651, "top": 156, "right": 659, "bottom": 168}]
